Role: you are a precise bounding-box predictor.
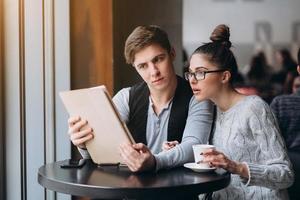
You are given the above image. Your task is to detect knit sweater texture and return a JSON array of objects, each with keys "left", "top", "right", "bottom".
[{"left": 206, "top": 95, "right": 294, "bottom": 200}]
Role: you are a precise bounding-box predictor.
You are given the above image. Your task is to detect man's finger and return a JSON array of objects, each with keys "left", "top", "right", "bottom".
[
  {"left": 68, "top": 116, "right": 81, "bottom": 126},
  {"left": 70, "top": 128, "right": 93, "bottom": 140},
  {"left": 119, "top": 146, "right": 138, "bottom": 170},
  {"left": 133, "top": 143, "right": 148, "bottom": 153},
  {"left": 72, "top": 134, "right": 93, "bottom": 146},
  {"left": 119, "top": 144, "right": 140, "bottom": 166},
  {"left": 68, "top": 120, "right": 88, "bottom": 134}
]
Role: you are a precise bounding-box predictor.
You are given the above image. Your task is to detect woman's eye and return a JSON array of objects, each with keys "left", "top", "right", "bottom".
[
  {"left": 195, "top": 71, "right": 204, "bottom": 78},
  {"left": 196, "top": 71, "right": 204, "bottom": 75}
]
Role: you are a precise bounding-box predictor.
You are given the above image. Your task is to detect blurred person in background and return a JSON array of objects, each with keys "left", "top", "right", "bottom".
[
  {"left": 292, "top": 75, "right": 300, "bottom": 94},
  {"left": 271, "top": 47, "right": 300, "bottom": 200},
  {"left": 246, "top": 52, "right": 273, "bottom": 103},
  {"left": 233, "top": 71, "right": 259, "bottom": 96},
  {"left": 247, "top": 51, "right": 271, "bottom": 88},
  {"left": 272, "top": 49, "right": 298, "bottom": 94}
]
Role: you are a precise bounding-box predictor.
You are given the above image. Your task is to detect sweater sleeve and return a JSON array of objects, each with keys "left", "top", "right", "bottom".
[{"left": 242, "top": 100, "right": 294, "bottom": 189}]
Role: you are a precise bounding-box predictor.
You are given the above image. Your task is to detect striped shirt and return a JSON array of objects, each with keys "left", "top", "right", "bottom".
[{"left": 271, "top": 89, "right": 300, "bottom": 151}]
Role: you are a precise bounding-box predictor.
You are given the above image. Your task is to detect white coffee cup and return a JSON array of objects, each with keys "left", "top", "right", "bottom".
[{"left": 192, "top": 144, "right": 215, "bottom": 168}]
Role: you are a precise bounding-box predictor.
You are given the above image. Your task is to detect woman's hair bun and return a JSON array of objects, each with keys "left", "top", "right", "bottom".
[{"left": 210, "top": 24, "right": 232, "bottom": 48}]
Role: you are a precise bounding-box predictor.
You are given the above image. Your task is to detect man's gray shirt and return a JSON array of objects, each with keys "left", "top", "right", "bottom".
[{"left": 79, "top": 87, "right": 213, "bottom": 170}]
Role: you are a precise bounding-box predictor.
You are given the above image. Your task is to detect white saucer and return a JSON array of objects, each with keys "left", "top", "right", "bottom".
[{"left": 183, "top": 162, "right": 216, "bottom": 172}]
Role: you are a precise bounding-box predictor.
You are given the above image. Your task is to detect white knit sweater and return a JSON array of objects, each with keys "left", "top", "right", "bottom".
[{"left": 206, "top": 95, "right": 294, "bottom": 200}]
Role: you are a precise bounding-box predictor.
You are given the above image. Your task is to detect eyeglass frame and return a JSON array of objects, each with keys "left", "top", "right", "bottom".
[{"left": 184, "top": 69, "right": 226, "bottom": 81}]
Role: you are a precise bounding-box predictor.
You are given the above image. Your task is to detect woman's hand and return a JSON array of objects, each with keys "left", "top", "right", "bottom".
[
  {"left": 162, "top": 140, "right": 179, "bottom": 151},
  {"left": 68, "top": 116, "right": 94, "bottom": 149},
  {"left": 203, "top": 149, "right": 249, "bottom": 178}
]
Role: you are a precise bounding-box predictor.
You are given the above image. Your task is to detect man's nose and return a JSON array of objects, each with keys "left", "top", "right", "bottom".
[{"left": 149, "top": 62, "right": 159, "bottom": 76}]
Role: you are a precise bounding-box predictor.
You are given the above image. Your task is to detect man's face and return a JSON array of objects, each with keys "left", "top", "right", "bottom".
[{"left": 132, "top": 43, "right": 176, "bottom": 93}]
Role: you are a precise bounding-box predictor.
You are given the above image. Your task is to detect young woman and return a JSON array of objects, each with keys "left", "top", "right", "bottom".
[{"left": 184, "top": 24, "right": 294, "bottom": 199}]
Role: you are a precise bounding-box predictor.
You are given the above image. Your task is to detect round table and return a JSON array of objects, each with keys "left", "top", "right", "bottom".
[{"left": 38, "top": 160, "right": 230, "bottom": 200}]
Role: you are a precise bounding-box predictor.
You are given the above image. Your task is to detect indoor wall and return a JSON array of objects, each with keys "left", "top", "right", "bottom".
[
  {"left": 0, "top": 0, "right": 4, "bottom": 198},
  {"left": 70, "top": 0, "right": 183, "bottom": 94},
  {"left": 183, "top": 0, "right": 300, "bottom": 73},
  {"left": 112, "top": 0, "right": 183, "bottom": 92},
  {"left": 2, "top": 0, "right": 71, "bottom": 200},
  {"left": 70, "top": 0, "right": 113, "bottom": 93},
  {"left": 1, "top": 0, "right": 183, "bottom": 199}
]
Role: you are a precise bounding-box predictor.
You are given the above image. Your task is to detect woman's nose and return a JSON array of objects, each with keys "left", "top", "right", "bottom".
[{"left": 189, "top": 75, "right": 197, "bottom": 84}]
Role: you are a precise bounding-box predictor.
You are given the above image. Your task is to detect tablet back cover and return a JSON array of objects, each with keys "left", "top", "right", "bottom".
[{"left": 59, "top": 85, "right": 135, "bottom": 164}]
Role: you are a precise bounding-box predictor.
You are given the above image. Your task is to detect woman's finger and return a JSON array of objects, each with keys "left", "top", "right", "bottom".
[
  {"left": 203, "top": 154, "right": 223, "bottom": 163},
  {"left": 168, "top": 141, "right": 179, "bottom": 146},
  {"left": 203, "top": 148, "right": 220, "bottom": 155}
]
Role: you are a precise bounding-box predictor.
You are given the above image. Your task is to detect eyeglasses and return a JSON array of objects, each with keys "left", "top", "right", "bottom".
[{"left": 184, "top": 69, "right": 226, "bottom": 81}]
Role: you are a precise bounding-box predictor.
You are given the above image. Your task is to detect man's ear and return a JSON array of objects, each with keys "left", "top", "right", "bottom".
[
  {"left": 170, "top": 47, "right": 176, "bottom": 61},
  {"left": 297, "top": 65, "right": 300, "bottom": 75},
  {"left": 221, "top": 71, "right": 231, "bottom": 83}
]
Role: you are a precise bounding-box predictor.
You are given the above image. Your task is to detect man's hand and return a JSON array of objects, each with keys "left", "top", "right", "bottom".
[
  {"left": 68, "top": 116, "right": 94, "bottom": 149},
  {"left": 119, "top": 143, "right": 156, "bottom": 172}
]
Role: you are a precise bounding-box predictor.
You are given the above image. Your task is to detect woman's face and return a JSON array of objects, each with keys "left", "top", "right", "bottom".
[{"left": 188, "top": 54, "right": 225, "bottom": 102}]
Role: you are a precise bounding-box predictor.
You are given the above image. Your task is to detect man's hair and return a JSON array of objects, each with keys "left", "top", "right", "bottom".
[
  {"left": 124, "top": 25, "right": 171, "bottom": 65},
  {"left": 298, "top": 47, "right": 300, "bottom": 65}
]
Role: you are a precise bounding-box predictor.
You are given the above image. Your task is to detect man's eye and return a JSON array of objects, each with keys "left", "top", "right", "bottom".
[
  {"left": 137, "top": 64, "right": 147, "bottom": 69},
  {"left": 153, "top": 55, "right": 165, "bottom": 64},
  {"left": 157, "top": 56, "right": 165, "bottom": 62}
]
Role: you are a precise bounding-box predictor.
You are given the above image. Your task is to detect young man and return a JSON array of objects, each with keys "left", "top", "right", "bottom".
[
  {"left": 68, "top": 25, "right": 213, "bottom": 172},
  {"left": 271, "top": 48, "right": 300, "bottom": 199}
]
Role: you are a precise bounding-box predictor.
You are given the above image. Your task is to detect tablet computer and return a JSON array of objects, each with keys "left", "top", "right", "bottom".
[{"left": 59, "top": 85, "right": 135, "bottom": 165}]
